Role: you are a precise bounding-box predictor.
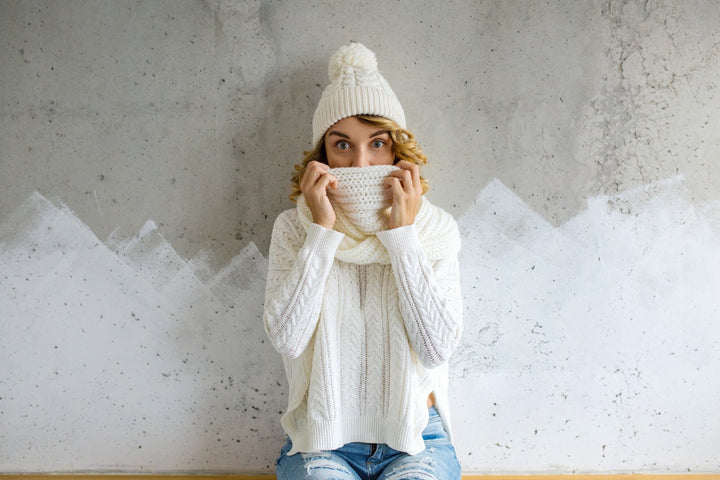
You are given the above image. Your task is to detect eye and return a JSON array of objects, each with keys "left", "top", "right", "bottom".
[
  {"left": 336, "top": 140, "right": 350, "bottom": 150},
  {"left": 371, "top": 139, "right": 386, "bottom": 149}
]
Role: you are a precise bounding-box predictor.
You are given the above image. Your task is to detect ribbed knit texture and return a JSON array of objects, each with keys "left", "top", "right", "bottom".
[
  {"left": 264, "top": 185, "right": 463, "bottom": 456},
  {"left": 312, "top": 43, "right": 406, "bottom": 146}
]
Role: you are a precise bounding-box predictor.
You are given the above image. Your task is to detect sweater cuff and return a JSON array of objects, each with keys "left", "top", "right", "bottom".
[
  {"left": 376, "top": 224, "right": 423, "bottom": 257},
  {"left": 304, "top": 222, "right": 345, "bottom": 258}
]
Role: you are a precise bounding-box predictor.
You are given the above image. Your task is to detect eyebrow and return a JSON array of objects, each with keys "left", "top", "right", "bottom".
[{"left": 327, "top": 129, "right": 389, "bottom": 139}]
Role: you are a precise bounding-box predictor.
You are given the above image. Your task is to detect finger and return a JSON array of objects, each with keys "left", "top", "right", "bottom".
[
  {"left": 314, "top": 172, "right": 338, "bottom": 196},
  {"left": 304, "top": 161, "right": 328, "bottom": 179},
  {"left": 326, "top": 172, "right": 338, "bottom": 190},
  {"left": 389, "top": 169, "right": 414, "bottom": 193},
  {"left": 395, "top": 160, "right": 419, "bottom": 175},
  {"left": 301, "top": 161, "right": 330, "bottom": 192},
  {"left": 393, "top": 160, "right": 419, "bottom": 176},
  {"left": 384, "top": 176, "right": 405, "bottom": 198},
  {"left": 397, "top": 161, "right": 421, "bottom": 191},
  {"left": 308, "top": 161, "right": 330, "bottom": 180},
  {"left": 300, "top": 166, "right": 316, "bottom": 191}
]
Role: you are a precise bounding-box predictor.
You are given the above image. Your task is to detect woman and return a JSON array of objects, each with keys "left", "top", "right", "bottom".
[{"left": 264, "top": 43, "right": 463, "bottom": 479}]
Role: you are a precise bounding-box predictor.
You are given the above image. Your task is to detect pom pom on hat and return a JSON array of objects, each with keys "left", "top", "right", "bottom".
[
  {"left": 312, "top": 43, "right": 406, "bottom": 146},
  {"left": 328, "top": 43, "right": 378, "bottom": 81}
]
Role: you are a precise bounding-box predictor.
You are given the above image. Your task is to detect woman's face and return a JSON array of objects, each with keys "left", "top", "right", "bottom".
[{"left": 324, "top": 116, "right": 394, "bottom": 168}]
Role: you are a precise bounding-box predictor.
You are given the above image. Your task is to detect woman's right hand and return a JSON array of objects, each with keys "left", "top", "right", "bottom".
[{"left": 300, "top": 161, "right": 338, "bottom": 229}]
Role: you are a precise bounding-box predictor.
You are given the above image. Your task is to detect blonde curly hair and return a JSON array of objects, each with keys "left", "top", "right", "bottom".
[{"left": 289, "top": 115, "right": 429, "bottom": 203}]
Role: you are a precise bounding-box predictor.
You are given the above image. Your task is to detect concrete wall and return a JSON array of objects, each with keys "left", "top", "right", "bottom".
[{"left": 1, "top": 0, "right": 719, "bottom": 474}]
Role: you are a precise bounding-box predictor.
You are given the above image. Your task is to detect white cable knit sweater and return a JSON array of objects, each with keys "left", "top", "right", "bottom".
[{"left": 264, "top": 171, "right": 463, "bottom": 456}]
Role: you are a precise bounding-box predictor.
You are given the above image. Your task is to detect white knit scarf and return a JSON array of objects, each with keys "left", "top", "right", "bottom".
[{"left": 297, "top": 165, "right": 459, "bottom": 265}]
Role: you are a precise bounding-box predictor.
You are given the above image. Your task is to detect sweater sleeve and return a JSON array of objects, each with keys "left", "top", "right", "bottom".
[
  {"left": 263, "top": 210, "right": 344, "bottom": 359},
  {"left": 376, "top": 223, "right": 463, "bottom": 369}
]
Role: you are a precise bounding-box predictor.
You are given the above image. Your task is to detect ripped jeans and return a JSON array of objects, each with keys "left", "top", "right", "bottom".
[{"left": 275, "top": 407, "right": 461, "bottom": 479}]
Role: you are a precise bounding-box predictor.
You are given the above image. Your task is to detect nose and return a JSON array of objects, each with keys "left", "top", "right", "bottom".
[{"left": 351, "top": 146, "right": 371, "bottom": 167}]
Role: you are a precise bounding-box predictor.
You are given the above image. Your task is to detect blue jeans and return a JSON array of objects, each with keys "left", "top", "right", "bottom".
[{"left": 276, "top": 407, "right": 461, "bottom": 479}]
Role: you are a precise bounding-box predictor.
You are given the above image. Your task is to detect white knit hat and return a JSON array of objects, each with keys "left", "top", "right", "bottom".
[{"left": 312, "top": 43, "right": 406, "bottom": 146}]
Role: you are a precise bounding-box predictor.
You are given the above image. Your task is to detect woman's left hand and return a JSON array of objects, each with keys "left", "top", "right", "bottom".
[{"left": 385, "top": 160, "right": 422, "bottom": 229}]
